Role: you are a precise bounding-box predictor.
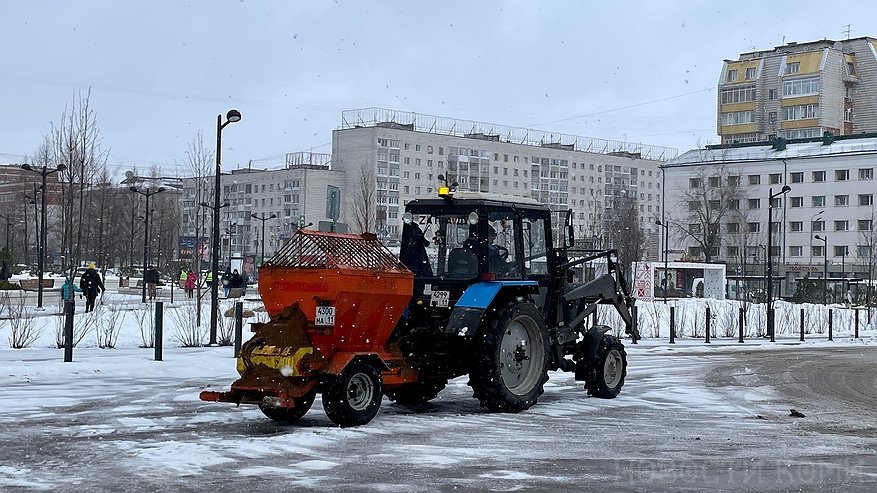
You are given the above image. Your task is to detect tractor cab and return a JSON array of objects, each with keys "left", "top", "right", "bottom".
[{"left": 400, "top": 192, "right": 557, "bottom": 308}]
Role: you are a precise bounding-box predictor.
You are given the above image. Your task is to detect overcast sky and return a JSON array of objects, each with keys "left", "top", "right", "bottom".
[{"left": 2, "top": 1, "right": 873, "bottom": 178}]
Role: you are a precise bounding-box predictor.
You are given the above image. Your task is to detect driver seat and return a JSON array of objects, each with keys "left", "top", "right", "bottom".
[{"left": 447, "top": 248, "right": 477, "bottom": 278}]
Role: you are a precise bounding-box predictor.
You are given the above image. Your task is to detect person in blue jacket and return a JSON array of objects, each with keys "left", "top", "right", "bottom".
[{"left": 61, "top": 277, "right": 82, "bottom": 313}]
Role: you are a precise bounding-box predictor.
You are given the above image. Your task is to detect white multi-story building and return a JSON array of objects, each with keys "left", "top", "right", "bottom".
[
  {"left": 179, "top": 152, "right": 344, "bottom": 263},
  {"left": 663, "top": 134, "right": 877, "bottom": 298},
  {"left": 330, "top": 108, "right": 674, "bottom": 259}
]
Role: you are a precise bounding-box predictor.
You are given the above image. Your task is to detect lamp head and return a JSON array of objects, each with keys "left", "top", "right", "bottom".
[
  {"left": 226, "top": 109, "right": 242, "bottom": 123},
  {"left": 158, "top": 187, "right": 166, "bottom": 193},
  {"left": 781, "top": 185, "right": 791, "bottom": 194},
  {"left": 56, "top": 163, "right": 67, "bottom": 172},
  {"left": 129, "top": 186, "right": 138, "bottom": 193},
  {"left": 269, "top": 214, "right": 277, "bottom": 219},
  {"left": 815, "top": 234, "right": 823, "bottom": 240},
  {"left": 199, "top": 201, "right": 209, "bottom": 208},
  {"left": 21, "top": 163, "right": 32, "bottom": 171}
]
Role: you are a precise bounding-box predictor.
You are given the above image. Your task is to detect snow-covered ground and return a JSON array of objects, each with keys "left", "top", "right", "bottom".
[{"left": 1, "top": 293, "right": 876, "bottom": 491}]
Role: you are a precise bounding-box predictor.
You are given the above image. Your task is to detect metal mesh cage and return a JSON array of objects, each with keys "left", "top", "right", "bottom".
[{"left": 267, "top": 230, "right": 409, "bottom": 272}]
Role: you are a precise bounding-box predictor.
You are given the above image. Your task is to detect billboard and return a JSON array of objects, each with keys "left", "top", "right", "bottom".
[{"left": 179, "top": 236, "right": 210, "bottom": 261}]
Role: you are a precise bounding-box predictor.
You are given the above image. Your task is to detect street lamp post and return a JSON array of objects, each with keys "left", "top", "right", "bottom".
[
  {"left": 251, "top": 212, "right": 277, "bottom": 271},
  {"left": 655, "top": 219, "right": 670, "bottom": 303},
  {"left": 767, "top": 185, "right": 791, "bottom": 342},
  {"left": 0, "top": 213, "right": 11, "bottom": 259},
  {"left": 130, "top": 186, "right": 164, "bottom": 303},
  {"left": 209, "top": 110, "right": 243, "bottom": 345},
  {"left": 809, "top": 210, "right": 824, "bottom": 268},
  {"left": 815, "top": 234, "right": 828, "bottom": 304},
  {"left": 20, "top": 162, "right": 66, "bottom": 308}
]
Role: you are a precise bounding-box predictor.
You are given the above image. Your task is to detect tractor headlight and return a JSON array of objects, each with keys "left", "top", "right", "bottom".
[
  {"left": 403, "top": 212, "right": 413, "bottom": 224},
  {"left": 468, "top": 212, "right": 479, "bottom": 225},
  {"left": 279, "top": 365, "right": 294, "bottom": 377}
]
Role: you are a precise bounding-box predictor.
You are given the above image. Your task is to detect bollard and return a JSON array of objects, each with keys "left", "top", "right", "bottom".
[
  {"left": 630, "top": 305, "right": 638, "bottom": 344},
  {"left": 799, "top": 307, "right": 805, "bottom": 342},
  {"left": 854, "top": 309, "right": 860, "bottom": 339},
  {"left": 234, "top": 302, "right": 244, "bottom": 358},
  {"left": 738, "top": 307, "right": 744, "bottom": 343},
  {"left": 669, "top": 306, "right": 676, "bottom": 344},
  {"left": 828, "top": 309, "right": 833, "bottom": 341},
  {"left": 154, "top": 302, "right": 163, "bottom": 361},
  {"left": 63, "top": 301, "right": 74, "bottom": 362},
  {"left": 705, "top": 307, "right": 711, "bottom": 344},
  {"left": 768, "top": 307, "right": 775, "bottom": 343}
]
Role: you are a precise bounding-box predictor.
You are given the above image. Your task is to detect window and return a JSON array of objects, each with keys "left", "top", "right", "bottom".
[
  {"left": 858, "top": 245, "right": 872, "bottom": 258},
  {"left": 769, "top": 173, "right": 782, "bottom": 184},
  {"left": 748, "top": 223, "right": 759, "bottom": 233},
  {"left": 858, "top": 219, "right": 873, "bottom": 231},
  {"left": 834, "top": 246, "right": 849, "bottom": 257},
  {"left": 415, "top": 144, "right": 421, "bottom": 151},
  {"left": 769, "top": 112, "right": 777, "bottom": 124},
  {"left": 427, "top": 146, "right": 433, "bottom": 154},
  {"left": 789, "top": 246, "right": 803, "bottom": 257},
  {"left": 748, "top": 198, "right": 760, "bottom": 209},
  {"left": 748, "top": 175, "right": 761, "bottom": 185},
  {"left": 790, "top": 196, "right": 803, "bottom": 208},
  {"left": 689, "top": 178, "right": 702, "bottom": 188},
  {"left": 859, "top": 194, "right": 873, "bottom": 206},
  {"left": 812, "top": 171, "right": 825, "bottom": 182},
  {"left": 728, "top": 199, "right": 740, "bottom": 210},
  {"left": 745, "top": 67, "right": 757, "bottom": 80},
  {"left": 727, "top": 246, "right": 739, "bottom": 257},
  {"left": 768, "top": 89, "right": 777, "bottom": 100},
  {"left": 720, "top": 86, "right": 756, "bottom": 103},
  {"left": 834, "top": 220, "right": 849, "bottom": 231},
  {"left": 782, "top": 76, "right": 819, "bottom": 96},
  {"left": 726, "top": 222, "right": 739, "bottom": 233},
  {"left": 790, "top": 221, "right": 803, "bottom": 232},
  {"left": 726, "top": 69, "right": 737, "bottom": 82},
  {"left": 720, "top": 110, "right": 753, "bottom": 125},
  {"left": 779, "top": 128, "right": 822, "bottom": 139},
  {"left": 836, "top": 170, "right": 849, "bottom": 181},
  {"left": 709, "top": 177, "right": 720, "bottom": 187},
  {"left": 771, "top": 197, "right": 781, "bottom": 208},
  {"left": 688, "top": 201, "right": 698, "bottom": 212},
  {"left": 812, "top": 220, "right": 825, "bottom": 232},
  {"left": 847, "top": 61, "right": 857, "bottom": 77},
  {"left": 860, "top": 168, "right": 874, "bottom": 180},
  {"left": 688, "top": 223, "right": 702, "bottom": 234},
  {"left": 790, "top": 172, "right": 804, "bottom": 183},
  {"left": 438, "top": 147, "right": 444, "bottom": 156},
  {"left": 784, "top": 62, "right": 800, "bottom": 75},
  {"left": 728, "top": 175, "right": 740, "bottom": 186},
  {"left": 812, "top": 245, "right": 824, "bottom": 257},
  {"left": 835, "top": 195, "right": 849, "bottom": 206},
  {"left": 782, "top": 104, "right": 819, "bottom": 121}
]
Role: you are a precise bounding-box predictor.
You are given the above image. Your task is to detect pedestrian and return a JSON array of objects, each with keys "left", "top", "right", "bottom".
[
  {"left": 185, "top": 269, "right": 196, "bottom": 299},
  {"left": 179, "top": 268, "right": 187, "bottom": 290},
  {"left": 221, "top": 268, "right": 231, "bottom": 298},
  {"left": 79, "top": 261, "right": 105, "bottom": 313},
  {"left": 144, "top": 266, "right": 160, "bottom": 300},
  {"left": 230, "top": 269, "right": 243, "bottom": 297},
  {"left": 205, "top": 270, "right": 213, "bottom": 288},
  {"left": 61, "top": 276, "right": 82, "bottom": 313}
]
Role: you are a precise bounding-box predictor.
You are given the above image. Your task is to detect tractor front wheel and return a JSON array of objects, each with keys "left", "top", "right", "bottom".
[
  {"left": 322, "top": 360, "right": 383, "bottom": 427},
  {"left": 585, "top": 335, "right": 627, "bottom": 398},
  {"left": 259, "top": 390, "right": 316, "bottom": 424},
  {"left": 470, "top": 302, "right": 550, "bottom": 412}
]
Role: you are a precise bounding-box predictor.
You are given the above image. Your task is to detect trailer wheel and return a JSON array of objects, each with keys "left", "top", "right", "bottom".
[
  {"left": 387, "top": 381, "right": 446, "bottom": 408},
  {"left": 585, "top": 335, "right": 627, "bottom": 398},
  {"left": 322, "top": 360, "right": 383, "bottom": 427},
  {"left": 470, "top": 302, "right": 550, "bottom": 412},
  {"left": 258, "top": 390, "right": 316, "bottom": 424}
]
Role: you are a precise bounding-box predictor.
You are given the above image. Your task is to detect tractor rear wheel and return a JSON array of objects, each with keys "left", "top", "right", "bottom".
[
  {"left": 386, "top": 381, "right": 446, "bottom": 408},
  {"left": 322, "top": 360, "right": 383, "bottom": 427},
  {"left": 470, "top": 302, "right": 550, "bottom": 412},
  {"left": 585, "top": 335, "right": 627, "bottom": 398},
  {"left": 259, "top": 390, "right": 316, "bottom": 424}
]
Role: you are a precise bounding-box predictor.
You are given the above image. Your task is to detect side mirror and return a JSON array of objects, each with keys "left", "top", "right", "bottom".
[{"left": 566, "top": 225, "right": 575, "bottom": 248}]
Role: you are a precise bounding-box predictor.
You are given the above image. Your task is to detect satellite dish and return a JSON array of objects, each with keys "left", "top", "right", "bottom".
[{"left": 833, "top": 41, "right": 844, "bottom": 50}]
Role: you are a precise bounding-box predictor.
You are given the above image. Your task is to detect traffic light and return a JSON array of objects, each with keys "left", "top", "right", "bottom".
[{"left": 299, "top": 215, "right": 305, "bottom": 228}]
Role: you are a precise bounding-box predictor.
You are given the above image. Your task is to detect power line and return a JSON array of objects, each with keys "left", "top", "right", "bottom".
[{"left": 528, "top": 87, "right": 714, "bottom": 127}]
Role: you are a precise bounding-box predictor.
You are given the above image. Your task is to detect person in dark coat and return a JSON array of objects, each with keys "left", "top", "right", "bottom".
[
  {"left": 144, "top": 266, "right": 160, "bottom": 300},
  {"left": 79, "top": 262, "right": 105, "bottom": 313},
  {"left": 229, "top": 269, "right": 244, "bottom": 296},
  {"left": 221, "top": 268, "right": 232, "bottom": 298}
]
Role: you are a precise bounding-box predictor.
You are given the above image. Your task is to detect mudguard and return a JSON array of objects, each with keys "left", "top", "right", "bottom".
[{"left": 444, "top": 281, "right": 538, "bottom": 336}]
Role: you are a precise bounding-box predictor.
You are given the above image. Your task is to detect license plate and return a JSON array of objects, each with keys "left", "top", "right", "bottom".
[
  {"left": 315, "top": 306, "right": 336, "bottom": 326},
  {"left": 430, "top": 290, "right": 450, "bottom": 308}
]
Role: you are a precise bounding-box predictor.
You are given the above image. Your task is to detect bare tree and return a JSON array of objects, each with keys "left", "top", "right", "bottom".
[
  {"left": 858, "top": 207, "right": 877, "bottom": 308},
  {"left": 673, "top": 165, "right": 742, "bottom": 262},
  {"left": 606, "top": 194, "right": 645, "bottom": 268},
  {"left": 182, "top": 132, "right": 215, "bottom": 327},
  {"left": 351, "top": 160, "right": 376, "bottom": 234}
]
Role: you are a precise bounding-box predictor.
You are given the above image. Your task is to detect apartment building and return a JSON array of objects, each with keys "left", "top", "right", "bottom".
[
  {"left": 178, "top": 152, "right": 344, "bottom": 262},
  {"left": 663, "top": 134, "right": 877, "bottom": 298},
  {"left": 718, "top": 37, "right": 877, "bottom": 144},
  {"left": 330, "top": 108, "right": 673, "bottom": 259}
]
